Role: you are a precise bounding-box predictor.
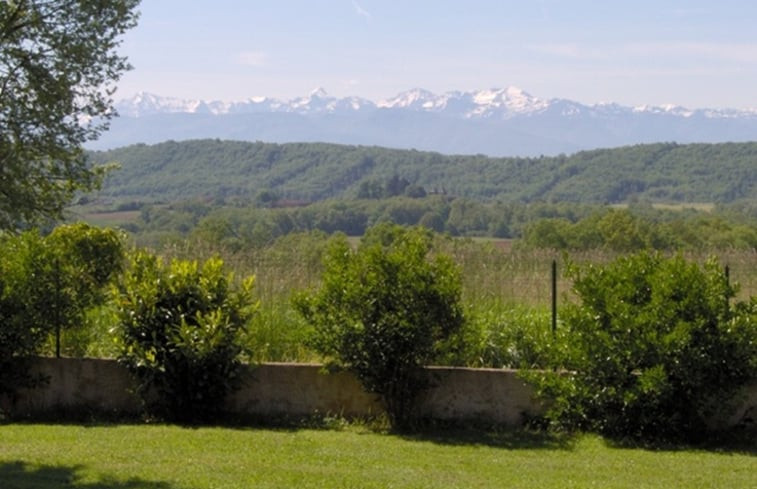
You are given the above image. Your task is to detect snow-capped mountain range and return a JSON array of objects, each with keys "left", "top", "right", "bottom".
[
  {"left": 117, "top": 86, "right": 756, "bottom": 119},
  {"left": 96, "top": 87, "right": 757, "bottom": 156}
]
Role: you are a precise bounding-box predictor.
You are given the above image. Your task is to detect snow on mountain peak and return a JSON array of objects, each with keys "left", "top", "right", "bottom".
[
  {"left": 115, "top": 88, "right": 757, "bottom": 121},
  {"left": 631, "top": 103, "right": 695, "bottom": 117},
  {"left": 373, "top": 86, "right": 549, "bottom": 118},
  {"left": 377, "top": 88, "right": 437, "bottom": 109},
  {"left": 310, "top": 87, "right": 329, "bottom": 98},
  {"left": 116, "top": 92, "right": 199, "bottom": 117},
  {"left": 467, "top": 86, "right": 548, "bottom": 117}
]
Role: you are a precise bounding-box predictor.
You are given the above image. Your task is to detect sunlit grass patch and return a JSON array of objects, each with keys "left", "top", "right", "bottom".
[{"left": 0, "top": 424, "right": 754, "bottom": 489}]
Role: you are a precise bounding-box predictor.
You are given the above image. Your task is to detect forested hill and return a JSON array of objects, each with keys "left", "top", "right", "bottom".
[{"left": 88, "top": 140, "right": 757, "bottom": 204}]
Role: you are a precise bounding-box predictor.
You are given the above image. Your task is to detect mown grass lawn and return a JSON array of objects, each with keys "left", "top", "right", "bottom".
[{"left": 0, "top": 424, "right": 754, "bottom": 489}]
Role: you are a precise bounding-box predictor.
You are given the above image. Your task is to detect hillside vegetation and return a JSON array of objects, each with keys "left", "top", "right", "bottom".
[{"left": 88, "top": 140, "right": 757, "bottom": 205}]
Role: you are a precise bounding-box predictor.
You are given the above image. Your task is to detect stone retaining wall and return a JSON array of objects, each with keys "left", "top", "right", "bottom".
[
  {"left": 5, "top": 357, "right": 756, "bottom": 428},
  {"left": 5, "top": 358, "right": 541, "bottom": 425}
]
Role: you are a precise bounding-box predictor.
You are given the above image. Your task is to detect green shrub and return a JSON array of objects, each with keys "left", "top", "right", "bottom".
[
  {"left": 527, "top": 252, "right": 757, "bottom": 442},
  {"left": 0, "top": 232, "right": 48, "bottom": 399},
  {"left": 114, "top": 251, "right": 257, "bottom": 423},
  {"left": 448, "top": 305, "right": 558, "bottom": 369},
  {"left": 0, "top": 225, "right": 123, "bottom": 399},
  {"left": 294, "top": 224, "right": 465, "bottom": 430}
]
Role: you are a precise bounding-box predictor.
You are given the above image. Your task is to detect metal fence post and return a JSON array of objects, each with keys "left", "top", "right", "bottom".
[
  {"left": 552, "top": 259, "right": 557, "bottom": 337},
  {"left": 725, "top": 264, "right": 730, "bottom": 315}
]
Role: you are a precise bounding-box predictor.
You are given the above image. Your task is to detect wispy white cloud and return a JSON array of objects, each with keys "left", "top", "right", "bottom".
[
  {"left": 528, "top": 43, "right": 588, "bottom": 59},
  {"left": 528, "top": 41, "right": 757, "bottom": 64},
  {"left": 236, "top": 51, "right": 268, "bottom": 67},
  {"left": 536, "top": 0, "right": 549, "bottom": 21},
  {"left": 668, "top": 7, "right": 712, "bottom": 17},
  {"left": 624, "top": 42, "right": 757, "bottom": 63},
  {"left": 352, "top": 0, "right": 371, "bottom": 20}
]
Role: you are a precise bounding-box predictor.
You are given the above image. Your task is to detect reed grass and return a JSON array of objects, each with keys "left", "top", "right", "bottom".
[{"left": 70, "top": 234, "right": 757, "bottom": 364}]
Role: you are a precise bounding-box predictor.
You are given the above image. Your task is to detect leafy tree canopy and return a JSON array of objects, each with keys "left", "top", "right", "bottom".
[
  {"left": 0, "top": 224, "right": 123, "bottom": 397},
  {"left": 0, "top": 0, "right": 140, "bottom": 229}
]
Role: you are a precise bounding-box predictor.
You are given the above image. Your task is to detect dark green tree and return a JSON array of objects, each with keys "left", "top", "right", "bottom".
[
  {"left": 0, "top": 0, "right": 140, "bottom": 228},
  {"left": 384, "top": 174, "right": 410, "bottom": 197},
  {"left": 357, "top": 179, "right": 384, "bottom": 199},
  {"left": 0, "top": 231, "right": 50, "bottom": 398},
  {"left": 0, "top": 224, "right": 123, "bottom": 399},
  {"left": 43, "top": 223, "right": 124, "bottom": 357},
  {"left": 295, "top": 224, "right": 465, "bottom": 430}
]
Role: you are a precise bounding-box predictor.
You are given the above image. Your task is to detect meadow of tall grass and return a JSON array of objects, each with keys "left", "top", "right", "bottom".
[{"left": 58, "top": 231, "right": 757, "bottom": 366}]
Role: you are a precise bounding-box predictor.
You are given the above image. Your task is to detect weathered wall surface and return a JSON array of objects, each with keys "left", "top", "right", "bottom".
[
  {"left": 6, "top": 358, "right": 542, "bottom": 425},
  {"left": 5, "top": 358, "right": 756, "bottom": 429},
  {"left": 226, "top": 363, "right": 384, "bottom": 418},
  {"left": 418, "top": 366, "right": 542, "bottom": 425},
  {"left": 7, "top": 357, "right": 141, "bottom": 416}
]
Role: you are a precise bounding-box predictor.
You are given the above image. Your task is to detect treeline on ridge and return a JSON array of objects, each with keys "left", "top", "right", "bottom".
[
  {"left": 122, "top": 197, "right": 757, "bottom": 252},
  {"left": 88, "top": 139, "right": 757, "bottom": 205}
]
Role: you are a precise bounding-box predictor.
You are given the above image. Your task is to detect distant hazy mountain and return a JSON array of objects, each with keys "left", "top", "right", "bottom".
[{"left": 93, "top": 87, "right": 757, "bottom": 156}]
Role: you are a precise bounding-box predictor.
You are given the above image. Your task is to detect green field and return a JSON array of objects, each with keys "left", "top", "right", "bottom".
[
  {"left": 0, "top": 424, "right": 755, "bottom": 489},
  {"left": 67, "top": 208, "right": 141, "bottom": 229},
  {"left": 610, "top": 202, "right": 717, "bottom": 212}
]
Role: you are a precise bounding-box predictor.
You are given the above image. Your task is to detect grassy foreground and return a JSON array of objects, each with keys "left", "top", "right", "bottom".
[{"left": 0, "top": 425, "right": 755, "bottom": 488}]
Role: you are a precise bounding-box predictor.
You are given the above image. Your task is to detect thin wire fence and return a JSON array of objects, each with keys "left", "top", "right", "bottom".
[
  {"left": 161, "top": 239, "right": 757, "bottom": 310},
  {"left": 151, "top": 239, "right": 757, "bottom": 364}
]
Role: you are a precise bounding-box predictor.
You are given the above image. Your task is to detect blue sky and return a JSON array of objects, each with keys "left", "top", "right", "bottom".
[{"left": 116, "top": 0, "right": 757, "bottom": 108}]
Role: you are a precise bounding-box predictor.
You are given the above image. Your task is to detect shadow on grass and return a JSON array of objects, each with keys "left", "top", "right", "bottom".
[
  {"left": 0, "top": 461, "right": 186, "bottom": 489},
  {"left": 394, "top": 421, "right": 577, "bottom": 450},
  {"left": 5, "top": 409, "right": 577, "bottom": 451},
  {"left": 402, "top": 425, "right": 757, "bottom": 454},
  {"left": 600, "top": 431, "right": 757, "bottom": 456}
]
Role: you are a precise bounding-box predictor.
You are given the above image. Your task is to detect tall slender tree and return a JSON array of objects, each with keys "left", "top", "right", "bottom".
[{"left": 0, "top": 0, "right": 140, "bottom": 228}]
